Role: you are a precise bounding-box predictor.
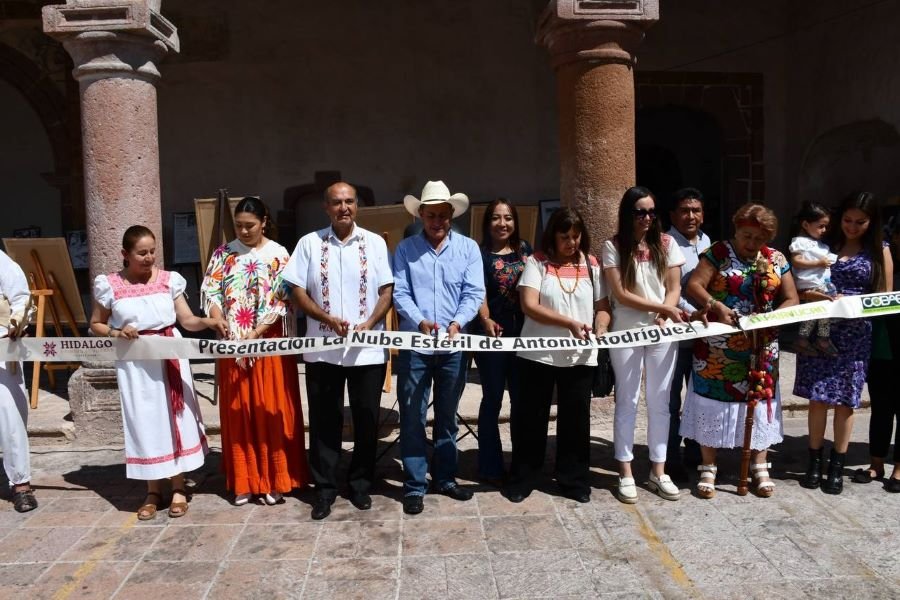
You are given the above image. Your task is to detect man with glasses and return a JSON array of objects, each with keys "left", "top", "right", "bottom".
[
  {"left": 392, "top": 180, "right": 485, "bottom": 515},
  {"left": 666, "top": 187, "right": 711, "bottom": 480},
  {"left": 283, "top": 181, "right": 394, "bottom": 520}
]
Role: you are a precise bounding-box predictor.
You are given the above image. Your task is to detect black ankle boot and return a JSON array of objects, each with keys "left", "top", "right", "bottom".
[
  {"left": 800, "top": 447, "right": 823, "bottom": 489},
  {"left": 821, "top": 448, "right": 845, "bottom": 495}
]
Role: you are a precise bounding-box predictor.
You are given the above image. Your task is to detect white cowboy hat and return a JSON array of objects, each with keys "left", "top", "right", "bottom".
[{"left": 403, "top": 180, "right": 469, "bottom": 218}]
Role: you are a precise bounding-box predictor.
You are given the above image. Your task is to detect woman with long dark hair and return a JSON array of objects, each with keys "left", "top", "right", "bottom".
[
  {"left": 794, "top": 192, "right": 893, "bottom": 494},
  {"left": 504, "top": 207, "right": 611, "bottom": 503},
  {"left": 858, "top": 216, "right": 900, "bottom": 492},
  {"left": 201, "top": 197, "right": 310, "bottom": 506},
  {"left": 472, "top": 198, "right": 532, "bottom": 485},
  {"left": 602, "top": 186, "right": 686, "bottom": 504}
]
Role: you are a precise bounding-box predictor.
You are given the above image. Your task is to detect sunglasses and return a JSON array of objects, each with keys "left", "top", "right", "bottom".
[{"left": 633, "top": 209, "right": 657, "bottom": 219}]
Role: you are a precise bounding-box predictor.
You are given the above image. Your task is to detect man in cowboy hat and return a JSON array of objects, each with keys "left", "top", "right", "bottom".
[{"left": 392, "top": 180, "right": 485, "bottom": 515}]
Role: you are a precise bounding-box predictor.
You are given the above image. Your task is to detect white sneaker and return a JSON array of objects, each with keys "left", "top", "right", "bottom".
[
  {"left": 233, "top": 493, "right": 251, "bottom": 506},
  {"left": 648, "top": 473, "right": 681, "bottom": 501},
  {"left": 616, "top": 477, "right": 638, "bottom": 504}
]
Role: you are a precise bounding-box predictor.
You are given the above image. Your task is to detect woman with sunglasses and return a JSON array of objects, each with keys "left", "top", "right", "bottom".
[{"left": 602, "top": 186, "right": 686, "bottom": 504}]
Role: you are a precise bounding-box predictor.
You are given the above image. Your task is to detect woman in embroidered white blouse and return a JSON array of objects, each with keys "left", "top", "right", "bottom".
[{"left": 201, "top": 197, "right": 310, "bottom": 506}]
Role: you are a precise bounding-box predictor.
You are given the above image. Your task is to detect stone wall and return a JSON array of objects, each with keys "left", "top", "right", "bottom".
[
  {"left": 784, "top": 0, "right": 900, "bottom": 211},
  {"left": 1, "top": 0, "right": 899, "bottom": 254}
]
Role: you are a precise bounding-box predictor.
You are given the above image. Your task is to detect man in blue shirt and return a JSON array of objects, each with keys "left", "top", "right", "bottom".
[
  {"left": 666, "top": 187, "right": 712, "bottom": 481},
  {"left": 392, "top": 180, "right": 485, "bottom": 515}
]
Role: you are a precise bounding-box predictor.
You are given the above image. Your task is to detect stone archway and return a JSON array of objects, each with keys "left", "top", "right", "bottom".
[
  {"left": 798, "top": 118, "right": 900, "bottom": 207},
  {"left": 0, "top": 41, "right": 82, "bottom": 228},
  {"left": 636, "top": 105, "right": 724, "bottom": 239},
  {"left": 636, "top": 72, "right": 765, "bottom": 235}
]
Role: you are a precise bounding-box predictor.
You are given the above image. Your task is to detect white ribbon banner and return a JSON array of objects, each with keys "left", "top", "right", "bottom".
[{"left": 2, "top": 292, "right": 899, "bottom": 363}]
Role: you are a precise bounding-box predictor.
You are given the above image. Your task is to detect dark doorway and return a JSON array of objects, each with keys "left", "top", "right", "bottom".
[{"left": 636, "top": 106, "right": 725, "bottom": 241}]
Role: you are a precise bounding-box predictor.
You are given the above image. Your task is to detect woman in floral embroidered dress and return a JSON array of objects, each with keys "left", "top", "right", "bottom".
[
  {"left": 472, "top": 198, "right": 532, "bottom": 485},
  {"left": 201, "top": 197, "right": 309, "bottom": 505},
  {"left": 90, "top": 226, "right": 227, "bottom": 520},
  {"left": 681, "top": 204, "right": 799, "bottom": 499}
]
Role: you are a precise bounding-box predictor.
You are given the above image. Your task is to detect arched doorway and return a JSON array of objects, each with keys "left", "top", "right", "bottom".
[
  {"left": 636, "top": 105, "right": 725, "bottom": 240},
  {"left": 0, "top": 77, "right": 59, "bottom": 237},
  {"left": 0, "top": 41, "right": 81, "bottom": 239}
]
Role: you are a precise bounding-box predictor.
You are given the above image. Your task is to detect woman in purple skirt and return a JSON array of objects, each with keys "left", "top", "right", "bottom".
[{"left": 793, "top": 192, "right": 893, "bottom": 494}]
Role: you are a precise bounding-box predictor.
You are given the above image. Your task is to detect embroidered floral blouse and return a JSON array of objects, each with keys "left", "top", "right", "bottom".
[
  {"left": 201, "top": 239, "right": 293, "bottom": 339},
  {"left": 475, "top": 240, "right": 532, "bottom": 335},
  {"left": 691, "top": 241, "right": 790, "bottom": 403}
]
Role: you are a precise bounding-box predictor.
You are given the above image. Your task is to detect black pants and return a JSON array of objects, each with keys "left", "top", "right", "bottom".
[
  {"left": 867, "top": 359, "right": 900, "bottom": 463},
  {"left": 508, "top": 359, "right": 593, "bottom": 496},
  {"left": 305, "top": 361, "right": 386, "bottom": 498}
]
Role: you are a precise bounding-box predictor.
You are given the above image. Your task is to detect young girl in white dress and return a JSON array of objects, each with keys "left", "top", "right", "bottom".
[{"left": 90, "top": 226, "right": 226, "bottom": 520}]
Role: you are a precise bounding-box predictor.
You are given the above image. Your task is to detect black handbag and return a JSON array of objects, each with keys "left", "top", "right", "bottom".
[
  {"left": 587, "top": 253, "right": 615, "bottom": 397},
  {"left": 592, "top": 348, "right": 615, "bottom": 398}
]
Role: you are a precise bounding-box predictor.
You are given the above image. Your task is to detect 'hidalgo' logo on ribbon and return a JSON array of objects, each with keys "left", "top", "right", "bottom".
[{"left": 43, "top": 342, "right": 57, "bottom": 357}]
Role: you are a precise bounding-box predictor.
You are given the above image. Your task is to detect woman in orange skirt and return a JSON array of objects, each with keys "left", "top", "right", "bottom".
[{"left": 201, "top": 197, "right": 309, "bottom": 505}]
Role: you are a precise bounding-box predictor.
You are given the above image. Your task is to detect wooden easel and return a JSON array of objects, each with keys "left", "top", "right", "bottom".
[
  {"left": 197, "top": 189, "right": 238, "bottom": 406},
  {"left": 28, "top": 250, "right": 81, "bottom": 408}
]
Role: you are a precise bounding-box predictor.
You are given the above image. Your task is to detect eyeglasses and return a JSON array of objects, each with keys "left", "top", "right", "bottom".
[{"left": 633, "top": 209, "right": 656, "bottom": 219}]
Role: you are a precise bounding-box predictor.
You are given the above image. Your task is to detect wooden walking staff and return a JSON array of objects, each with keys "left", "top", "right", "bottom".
[
  {"left": 737, "top": 330, "right": 760, "bottom": 496},
  {"left": 737, "top": 328, "right": 775, "bottom": 496}
]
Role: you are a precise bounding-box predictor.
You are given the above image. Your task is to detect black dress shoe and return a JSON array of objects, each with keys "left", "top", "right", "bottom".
[
  {"left": 564, "top": 490, "right": 591, "bottom": 504},
  {"left": 886, "top": 478, "right": 900, "bottom": 493},
  {"left": 403, "top": 495, "right": 424, "bottom": 515},
  {"left": 505, "top": 489, "right": 530, "bottom": 503},
  {"left": 350, "top": 492, "right": 372, "bottom": 511},
  {"left": 310, "top": 496, "right": 334, "bottom": 520},
  {"left": 437, "top": 484, "right": 474, "bottom": 501}
]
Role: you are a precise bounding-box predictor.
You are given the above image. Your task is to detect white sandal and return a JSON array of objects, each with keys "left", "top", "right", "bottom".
[
  {"left": 696, "top": 464, "right": 717, "bottom": 499},
  {"left": 750, "top": 462, "right": 775, "bottom": 498},
  {"left": 616, "top": 476, "right": 638, "bottom": 504}
]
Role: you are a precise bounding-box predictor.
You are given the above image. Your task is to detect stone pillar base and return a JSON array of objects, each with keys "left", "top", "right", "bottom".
[{"left": 67, "top": 362, "right": 123, "bottom": 445}]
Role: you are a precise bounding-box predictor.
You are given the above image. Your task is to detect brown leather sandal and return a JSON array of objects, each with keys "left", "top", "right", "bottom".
[
  {"left": 13, "top": 485, "right": 38, "bottom": 513},
  {"left": 137, "top": 491, "right": 162, "bottom": 521},
  {"left": 168, "top": 488, "right": 190, "bottom": 518}
]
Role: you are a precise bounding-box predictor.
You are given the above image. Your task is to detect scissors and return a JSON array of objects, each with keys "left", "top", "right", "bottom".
[{"left": 732, "top": 313, "right": 748, "bottom": 337}]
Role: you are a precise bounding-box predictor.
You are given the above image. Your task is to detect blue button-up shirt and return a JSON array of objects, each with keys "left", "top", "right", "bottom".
[
  {"left": 667, "top": 226, "right": 712, "bottom": 312},
  {"left": 392, "top": 231, "right": 485, "bottom": 348}
]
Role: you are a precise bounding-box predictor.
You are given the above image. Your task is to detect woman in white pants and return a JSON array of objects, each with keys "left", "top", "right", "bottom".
[
  {"left": 603, "top": 186, "right": 685, "bottom": 504},
  {"left": 0, "top": 249, "right": 36, "bottom": 513}
]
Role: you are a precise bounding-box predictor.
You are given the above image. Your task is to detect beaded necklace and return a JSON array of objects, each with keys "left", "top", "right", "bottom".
[{"left": 551, "top": 255, "right": 581, "bottom": 294}]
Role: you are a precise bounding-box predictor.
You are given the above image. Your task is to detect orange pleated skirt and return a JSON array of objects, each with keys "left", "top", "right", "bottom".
[{"left": 219, "top": 329, "right": 309, "bottom": 495}]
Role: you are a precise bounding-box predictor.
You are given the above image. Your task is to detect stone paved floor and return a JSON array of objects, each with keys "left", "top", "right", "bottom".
[{"left": 3, "top": 411, "right": 898, "bottom": 599}]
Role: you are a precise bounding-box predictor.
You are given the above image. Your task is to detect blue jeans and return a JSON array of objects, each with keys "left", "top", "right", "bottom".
[
  {"left": 473, "top": 350, "right": 518, "bottom": 479},
  {"left": 668, "top": 346, "right": 701, "bottom": 464},
  {"left": 396, "top": 350, "right": 467, "bottom": 496}
]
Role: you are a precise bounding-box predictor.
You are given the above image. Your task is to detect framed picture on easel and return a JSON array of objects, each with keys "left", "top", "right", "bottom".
[
  {"left": 2, "top": 237, "right": 87, "bottom": 326},
  {"left": 1, "top": 237, "right": 85, "bottom": 407},
  {"left": 65, "top": 230, "right": 88, "bottom": 270},
  {"left": 539, "top": 199, "right": 561, "bottom": 232}
]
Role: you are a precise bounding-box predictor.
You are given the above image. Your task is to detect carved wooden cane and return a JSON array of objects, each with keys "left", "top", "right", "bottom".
[{"left": 737, "top": 329, "right": 760, "bottom": 496}]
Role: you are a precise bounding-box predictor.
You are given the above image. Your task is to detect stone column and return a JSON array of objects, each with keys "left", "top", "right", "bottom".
[
  {"left": 42, "top": 0, "right": 179, "bottom": 445},
  {"left": 43, "top": 0, "right": 179, "bottom": 277},
  {"left": 537, "top": 0, "right": 658, "bottom": 251}
]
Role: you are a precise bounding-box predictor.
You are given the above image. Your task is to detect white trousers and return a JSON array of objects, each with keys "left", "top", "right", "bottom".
[
  {"left": 0, "top": 361, "right": 31, "bottom": 486},
  {"left": 611, "top": 342, "right": 677, "bottom": 463}
]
